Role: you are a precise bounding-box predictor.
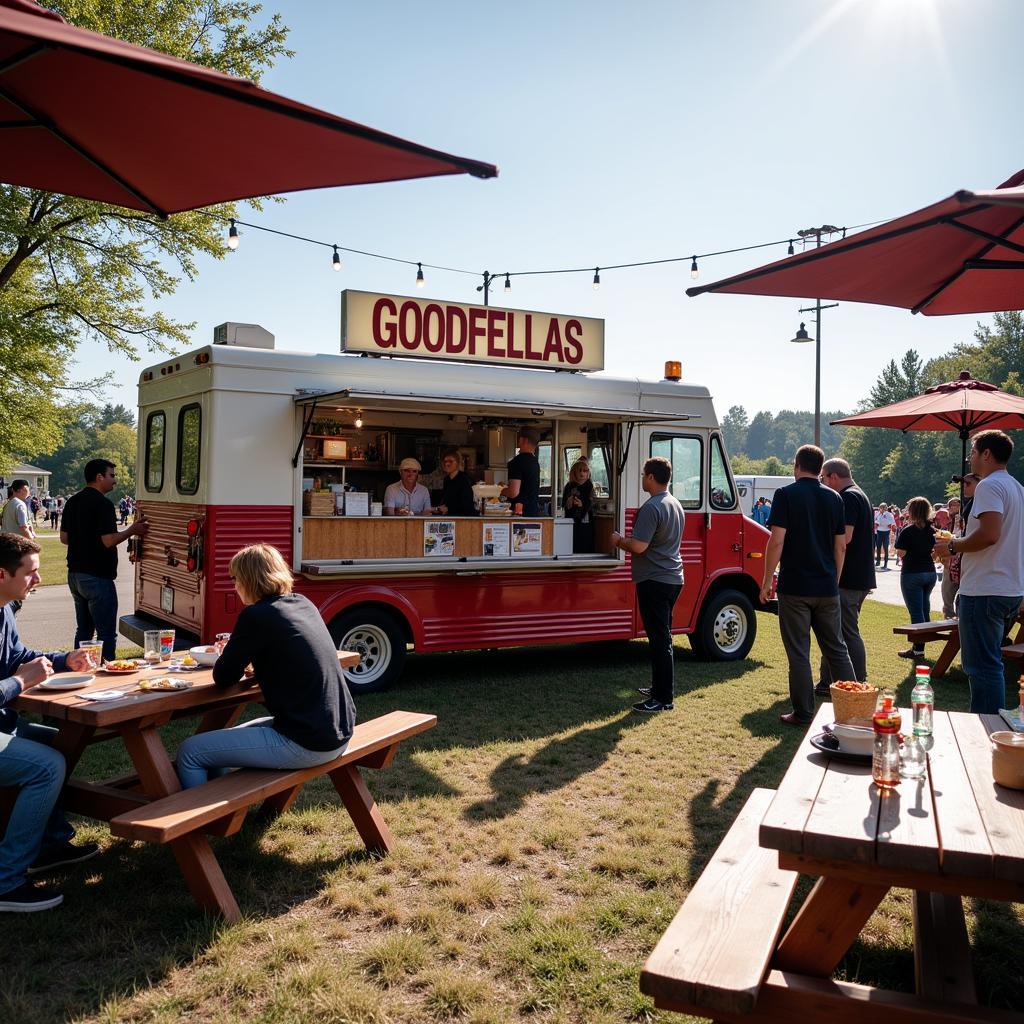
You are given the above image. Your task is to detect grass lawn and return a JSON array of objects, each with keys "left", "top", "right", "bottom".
[
  {"left": 4, "top": 602, "right": 1023, "bottom": 1023},
  {"left": 33, "top": 526, "right": 67, "bottom": 588}
]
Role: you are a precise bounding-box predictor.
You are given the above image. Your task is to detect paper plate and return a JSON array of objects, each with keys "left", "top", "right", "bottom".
[{"left": 35, "top": 673, "right": 95, "bottom": 690}]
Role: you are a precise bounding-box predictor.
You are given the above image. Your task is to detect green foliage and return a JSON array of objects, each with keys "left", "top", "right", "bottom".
[
  {"left": 0, "top": 1, "right": 291, "bottom": 464},
  {"left": 725, "top": 409, "right": 849, "bottom": 462}
]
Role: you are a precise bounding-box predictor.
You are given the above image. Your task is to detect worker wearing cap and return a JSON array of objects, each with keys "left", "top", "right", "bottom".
[{"left": 384, "top": 458, "right": 434, "bottom": 516}]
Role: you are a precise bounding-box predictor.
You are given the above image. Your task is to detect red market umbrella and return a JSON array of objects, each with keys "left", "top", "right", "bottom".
[
  {"left": 687, "top": 169, "right": 1024, "bottom": 315},
  {"left": 832, "top": 371, "right": 1024, "bottom": 482},
  {"left": 0, "top": 0, "right": 497, "bottom": 216}
]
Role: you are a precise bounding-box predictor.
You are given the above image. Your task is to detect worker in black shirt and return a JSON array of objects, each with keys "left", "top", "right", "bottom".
[
  {"left": 502, "top": 426, "right": 541, "bottom": 516},
  {"left": 60, "top": 459, "right": 148, "bottom": 662},
  {"left": 437, "top": 450, "right": 477, "bottom": 516}
]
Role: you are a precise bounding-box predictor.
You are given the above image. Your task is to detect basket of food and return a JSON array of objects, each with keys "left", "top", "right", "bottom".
[{"left": 830, "top": 680, "right": 878, "bottom": 724}]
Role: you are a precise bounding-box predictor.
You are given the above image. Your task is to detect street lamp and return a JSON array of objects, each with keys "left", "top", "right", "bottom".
[{"left": 788, "top": 225, "right": 841, "bottom": 448}]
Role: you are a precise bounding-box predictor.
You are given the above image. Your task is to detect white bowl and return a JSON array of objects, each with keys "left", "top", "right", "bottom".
[
  {"left": 830, "top": 721, "right": 874, "bottom": 756},
  {"left": 189, "top": 645, "right": 219, "bottom": 667}
]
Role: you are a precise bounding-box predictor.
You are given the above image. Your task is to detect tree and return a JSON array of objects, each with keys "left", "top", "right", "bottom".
[
  {"left": 721, "top": 405, "right": 749, "bottom": 455},
  {"left": 745, "top": 411, "right": 774, "bottom": 459},
  {"left": 0, "top": 2, "right": 291, "bottom": 462}
]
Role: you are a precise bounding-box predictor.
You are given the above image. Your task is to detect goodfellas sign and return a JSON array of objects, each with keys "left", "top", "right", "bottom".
[{"left": 341, "top": 290, "right": 604, "bottom": 372}]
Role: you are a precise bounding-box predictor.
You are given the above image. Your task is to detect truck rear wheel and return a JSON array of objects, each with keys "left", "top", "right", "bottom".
[
  {"left": 330, "top": 608, "right": 407, "bottom": 694},
  {"left": 691, "top": 590, "right": 756, "bottom": 661}
]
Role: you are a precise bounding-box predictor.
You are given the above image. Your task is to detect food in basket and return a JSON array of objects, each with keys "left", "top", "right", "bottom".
[
  {"left": 103, "top": 659, "right": 140, "bottom": 673},
  {"left": 138, "top": 676, "right": 193, "bottom": 691},
  {"left": 832, "top": 680, "right": 874, "bottom": 692},
  {"left": 830, "top": 680, "right": 879, "bottom": 723}
]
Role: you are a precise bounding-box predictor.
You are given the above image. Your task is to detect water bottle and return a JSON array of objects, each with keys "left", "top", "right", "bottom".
[{"left": 911, "top": 665, "right": 934, "bottom": 738}]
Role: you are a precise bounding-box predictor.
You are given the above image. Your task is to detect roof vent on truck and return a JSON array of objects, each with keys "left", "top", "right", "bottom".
[{"left": 213, "top": 322, "right": 275, "bottom": 349}]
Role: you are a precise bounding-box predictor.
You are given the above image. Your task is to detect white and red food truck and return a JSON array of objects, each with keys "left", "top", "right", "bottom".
[{"left": 120, "top": 291, "right": 771, "bottom": 691}]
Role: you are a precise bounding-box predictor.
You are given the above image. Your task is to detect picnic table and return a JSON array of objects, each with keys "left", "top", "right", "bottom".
[
  {"left": 13, "top": 654, "right": 435, "bottom": 922},
  {"left": 642, "top": 701, "right": 1024, "bottom": 1023},
  {"left": 894, "top": 608, "right": 1024, "bottom": 680}
]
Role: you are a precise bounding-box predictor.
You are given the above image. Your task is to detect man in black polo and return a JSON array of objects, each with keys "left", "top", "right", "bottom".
[
  {"left": 502, "top": 426, "right": 541, "bottom": 516},
  {"left": 760, "top": 445, "right": 855, "bottom": 726},
  {"left": 817, "top": 457, "right": 875, "bottom": 691},
  {"left": 60, "top": 459, "right": 148, "bottom": 662}
]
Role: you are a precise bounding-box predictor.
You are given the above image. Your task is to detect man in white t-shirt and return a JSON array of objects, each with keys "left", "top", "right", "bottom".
[
  {"left": 1, "top": 481, "right": 34, "bottom": 541},
  {"left": 874, "top": 503, "right": 895, "bottom": 569},
  {"left": 935, "top": 430, "right": 1024, "bottom": 714}
]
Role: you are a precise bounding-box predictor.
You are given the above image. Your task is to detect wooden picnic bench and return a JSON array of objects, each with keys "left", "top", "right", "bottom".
[
  {"left": 14, "top": 653, "right": 436, "bottom": 923},
  {"left": 894, "top": 610, "right": 1024, "bottom": 680},
  {"left": 641, "top": 702, "right": 1024, "bottom": 1023}
]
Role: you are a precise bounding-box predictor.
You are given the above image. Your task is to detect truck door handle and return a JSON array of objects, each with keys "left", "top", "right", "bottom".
[{"left": 731, "top": 543, "right": 741, "bottom": 552}]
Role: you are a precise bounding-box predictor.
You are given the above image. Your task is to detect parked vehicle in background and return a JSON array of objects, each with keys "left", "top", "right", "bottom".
[{"left": 734, "top": 475, "right": 795, "bottom": 517}]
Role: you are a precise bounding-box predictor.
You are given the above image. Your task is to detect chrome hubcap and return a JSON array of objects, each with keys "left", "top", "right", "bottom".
[
  {"left": 341, "top": 625, "right": 392, "bottom": 684},
  {"left": 712, "top": 605, "right": 746, "bottom": 654}
]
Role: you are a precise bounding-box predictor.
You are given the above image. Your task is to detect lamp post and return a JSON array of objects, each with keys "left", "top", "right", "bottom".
[
  {"left": 789, "top": 225, "right": 840, "bottom": 448},
  {"left": 476, "top": 271, "right": 512, "bottom": 306}
]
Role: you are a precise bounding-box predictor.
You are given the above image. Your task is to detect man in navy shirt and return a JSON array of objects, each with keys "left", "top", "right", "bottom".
[
  {"left": 0, "top": 533, "right": 99, "bottom": 912},
  {"left": 760, "top": 446, "right": 855, "bottom": 726}
]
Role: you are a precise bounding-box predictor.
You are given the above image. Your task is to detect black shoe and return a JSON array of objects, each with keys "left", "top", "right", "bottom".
[
  {"left": 814, "top": 685, "right": 831, "bottom": 697},
  {"left": 0, "top": 882, "right": 63, "bottom": 912},
  {"left": 632, "top": 698, "right": 673, "bottom": 713},
  {"left": 637, "top": 686, "right": 652, "bottom": 696},
  {"left": 897, "top": 648, "right": 925, "bottom": 660},
  {"left": 27, "top": 841, "right": 100, "bottom": 875}
]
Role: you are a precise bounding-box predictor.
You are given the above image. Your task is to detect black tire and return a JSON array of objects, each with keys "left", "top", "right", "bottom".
[
  {"left": 692, "top": 589, "right": 756, "bottom": 661},
  {"left": 329, "top": 607, "right": 407, "bottom": 694}
]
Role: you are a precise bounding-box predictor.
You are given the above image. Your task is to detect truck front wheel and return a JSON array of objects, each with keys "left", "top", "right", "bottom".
[
  {"left": 691, "top": 590, "right": 756, "bottom": 661},
  {"left": 330, "top": 608, "right": 407, "bottom": 694}
]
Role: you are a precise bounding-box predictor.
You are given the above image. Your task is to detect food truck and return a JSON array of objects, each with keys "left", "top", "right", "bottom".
[{"left": 120, "top": 291, "right": 771, "bottom": 691}]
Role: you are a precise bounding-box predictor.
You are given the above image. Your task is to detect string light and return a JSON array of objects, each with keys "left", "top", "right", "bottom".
[
  {"left": 689, "top": 256, "right": 699, "bottom": 280},
  {"left": 592, "top": 267, "right": 600, "bottom": 291},
  {"left": 787, "top": 239, "right": 794, "bottom": 256},
  {"left": 227, "top": 218, "right": 239, "bottom": 250},
  {"left": 504, "top": 273, "right": 512, "bottom": 293},
  {"left": 416, "top": 262, "right": 425, "bottom": 288},
  {"left": 332, "top": 245, "right": 341, "bottom": 271}
]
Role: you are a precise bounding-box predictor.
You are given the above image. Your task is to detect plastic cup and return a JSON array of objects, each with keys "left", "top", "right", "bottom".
[
  {"left": 143, "top": 630, "right": 163, "bottom": 664},
  {"left": 77, "top": 641, "right": 102, "bottom": 669},
  {"left": 159, "top": 628, "right": 176, "bottom": 661}
]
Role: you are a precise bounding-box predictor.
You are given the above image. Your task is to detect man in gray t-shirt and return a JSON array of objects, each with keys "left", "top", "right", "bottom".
[
  {"left": 2, "top": 481, "right": 34, "bottom": 541},
  {"left": 611, "top": 456, "right": 685, "bottom": 712}
]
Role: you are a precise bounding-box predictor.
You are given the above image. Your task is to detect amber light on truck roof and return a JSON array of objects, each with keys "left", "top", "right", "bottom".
[{"left": 664, "top": 361, "right": 682, "bottom": 382}]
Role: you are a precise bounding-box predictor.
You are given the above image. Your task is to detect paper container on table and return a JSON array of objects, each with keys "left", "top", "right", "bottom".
[{"left": 830, "top": 684, "right": 879, "bottom": 724}]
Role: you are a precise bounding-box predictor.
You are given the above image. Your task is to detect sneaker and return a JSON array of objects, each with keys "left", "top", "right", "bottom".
[
  {"left": 637, "top": 686, "right": 652, "bottom": 696},
  {"left": 0, "top": 882, "right": 63, "bottom": 913},
  {"left": 632, "top": 698, "right": 673, "bottom": 713},
  {"left": 27, "top": 841, "right": 100, "bottom": 875},
  {"left": 897, "top": 648, "right": 924, "bottom": 660}
]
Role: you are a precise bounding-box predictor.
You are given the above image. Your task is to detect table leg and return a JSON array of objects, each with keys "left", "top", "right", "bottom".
[
  {"left": 329, "top": 763, "right": 395, "bottom": 855},
  {"left": 931, "top": 632, "right": 960, "bottom": 680},
  {"left": 120, "top": 724, "right": 241, "bottom": 923},
  {"left": 772, "top": 876, "right": 890, "bottom": 977}
]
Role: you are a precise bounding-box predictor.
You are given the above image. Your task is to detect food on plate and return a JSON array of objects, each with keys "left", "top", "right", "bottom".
[
  {"left": 181, "top": 654, "right": 197, "bottom": 666},
  {"left": 104, "top": 659, "right": 139, "bottom": 672},
  {"left": 138, "top": 677, "right": 193, "bottom": 691}
]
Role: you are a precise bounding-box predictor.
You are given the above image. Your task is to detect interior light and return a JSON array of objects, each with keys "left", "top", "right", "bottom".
[
  {"left": 592, "top": 267, "right": 600, "bottom": 291},
  {"left": 332, "top": 246, "right": 341, "bottom": 272},
  {"left": 227, "top": 218, "right": 239, "bottom": 250},
  {"left": 354, "top": 410, "right": 363, "bottom": 429}
]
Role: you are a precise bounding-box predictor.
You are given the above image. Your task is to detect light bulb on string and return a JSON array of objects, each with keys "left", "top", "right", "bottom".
[
  {"left": 227, "top": 218, "right": 239, "bottom": 250},
  {"left": 689, "top": 256, "right": 699, "bottom": 280},
  {"left": 416, "top": 262, "right": 425, "bottom": 288},
  {"left": 592, "top": 268, "right": 600, "bottom": 291},
  {"left": 787, "top": 239, "right": 795, "bottom": 256},
  {"left": 504, "top": 274, "right": 511, "bottom": 293},
  {"left": 332, "top": 246, "right": 341, "bottom": 271}
]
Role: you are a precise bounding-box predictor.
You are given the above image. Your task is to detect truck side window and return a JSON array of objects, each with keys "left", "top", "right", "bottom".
[
  {"left": 145, "top": 411, "right": 165, "bottom": 492},
  {"left": 650, "top": 434, "right": 702, "bottom": 509},
  {"left": 177, "top": 403, "right": 202, "bottom": 495},
  {"left": 709, "top": 436, "right": 736, "bottom": 510}
]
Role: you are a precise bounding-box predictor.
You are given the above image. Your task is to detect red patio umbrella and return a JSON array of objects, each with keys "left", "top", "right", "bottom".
[
  {"left": 0, "top": 0, "right": 497, "bottom": 216},
  {"left": 832, "top": 371, "right": 1024, "bottom": 486},
  {"left": 686, "top": 169, "right": 1024, "bottom": 315}
]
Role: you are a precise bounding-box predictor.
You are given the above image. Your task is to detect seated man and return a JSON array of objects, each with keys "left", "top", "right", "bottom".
[
  {"left": 0, "top": 533, "right": 99, "bottom": 912},
  {"left": 384, "top": 458, "right": 434, "bottom": 516}
]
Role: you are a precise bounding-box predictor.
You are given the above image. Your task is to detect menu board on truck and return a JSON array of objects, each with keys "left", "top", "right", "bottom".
[
  {"left": 511, "top": 522, "right": 542, "bottom": 557},
  {"left": 482, "top": 522, "right": 510, "bottom": 558},
  {"left": 424, "top": 520, "right": 455, "bottom": 557}
]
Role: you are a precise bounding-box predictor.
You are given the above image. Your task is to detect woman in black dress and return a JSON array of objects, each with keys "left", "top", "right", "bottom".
[
  {"left": 438, "top": 449, "right": 477, "bottom": 516},
  {"left": 562, "top": 458, "right": 595, "bottom": 552},
  {"left": 894, "top": 496, "right": 937, "bottom": 660}
]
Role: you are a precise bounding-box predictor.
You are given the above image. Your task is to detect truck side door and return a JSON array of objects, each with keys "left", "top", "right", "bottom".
[{"left": 707, "top": 434, "right": 743, "bottom": 574}]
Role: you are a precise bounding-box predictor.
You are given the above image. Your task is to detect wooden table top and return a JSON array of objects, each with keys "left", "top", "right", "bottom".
[
  {"left": 760, "top": 702, "right": 1024, "bottom": 884},
  {"left": 15, "top": 650, "right": 361, "bottom": 728}
]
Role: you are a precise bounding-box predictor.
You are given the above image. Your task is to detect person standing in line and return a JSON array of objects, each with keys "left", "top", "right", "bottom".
[
  {"left": 761, "top": 445, "right": 855, "bottom": 726},
  {"left": 939, "top": 495, "right": 962, "bottom": 618},
  {"left": 502, "top": 427, "right": 542, "bottom": 517},
  {"left": 935, "top": 431, "right": 1024, "bottom": 714},
  {"left": 874, "top": 502, "right": 895, "bottom": 569},
  {"left": 895, "top": 497, "right": 938, "bottom": 661},
  {"left": 2, "top": 481, "right": 35, "bottom": 541},
  {"left": 60, "top": 459, "right": 148, "bottom": 662},
  {"left": 610, "top": 456, "right": 684, "bottom": 714},
  {"left": 816, "top": 458, "right": 876, "bottom": 691}
]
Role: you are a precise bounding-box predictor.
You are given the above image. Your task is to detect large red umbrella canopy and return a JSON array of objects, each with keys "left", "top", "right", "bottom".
[
  {"left": 0, "top": 0, "right": 497, "bottom": 216},
  {"left": 687, "top": 169, "right": 1024, "bottom": 316}
]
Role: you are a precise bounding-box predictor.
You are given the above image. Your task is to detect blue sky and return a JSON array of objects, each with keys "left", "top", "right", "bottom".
[{"left": 76, "top": 0, "right": 1024, "bottom": 421}]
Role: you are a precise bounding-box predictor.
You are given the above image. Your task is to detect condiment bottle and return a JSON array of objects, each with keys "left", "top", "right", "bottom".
[
  {"left": 911, "top": 665, "right": 934, "bottom": 738},
  {"left": 872, "top": 689, "right": 902, "bottom": 788}
]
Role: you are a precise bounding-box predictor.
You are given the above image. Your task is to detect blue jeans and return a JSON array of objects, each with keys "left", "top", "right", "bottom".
[
  {"left": 959, "top": 594, "right": 1024, "bottom": 714},
  {"left": 0, "top": 721, "right": 75, "bottom": 893},
  {"left": 875, "top": 531, "right": 890, "bottom": 565},
  {"left": 176, "top": 717, "right": 346, "bottom": 789},
  {"left": 900, "top": 570, "right": 937, "bottom": 649},
  {"left": 68, "top": 572, "right": 118, "bottom": 662}
]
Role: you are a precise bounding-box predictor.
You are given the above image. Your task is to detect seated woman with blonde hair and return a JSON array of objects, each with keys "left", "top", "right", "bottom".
[{"left": 175, "top": 543, "right": 356, "bottom": 789}]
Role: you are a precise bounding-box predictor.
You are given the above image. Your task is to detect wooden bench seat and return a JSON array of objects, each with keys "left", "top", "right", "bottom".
[
  {"left": 893, "top": 619, "right": 958, "bottom": 639},
  {"left": 109, "top": 710, "right": 436, "bottom": 853},
  {"left": 640, "top": 787, "right": 798, "bottom": 1018}
]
